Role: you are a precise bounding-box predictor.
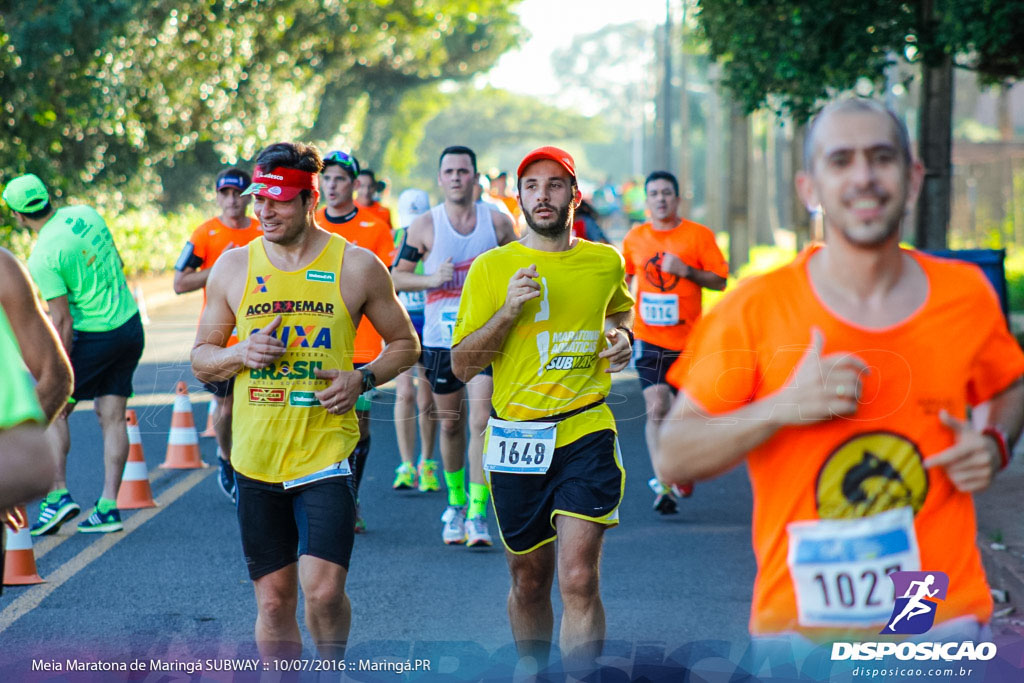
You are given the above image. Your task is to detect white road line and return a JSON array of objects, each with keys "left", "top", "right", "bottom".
[{"left": 0, "top": 468, "right": 212, "bottom": 634}]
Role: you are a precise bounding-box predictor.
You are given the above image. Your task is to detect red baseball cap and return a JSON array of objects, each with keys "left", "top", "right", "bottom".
[
  {"left": 242, "top": 165, "right": 319, "bottom": 202},
  {"left": 517, "top": 146, "right": 576, "bottom": 181}
]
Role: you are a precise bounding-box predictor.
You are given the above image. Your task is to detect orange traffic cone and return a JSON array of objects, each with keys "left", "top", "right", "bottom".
[
  {"left": 117, "top": 410, "right": 157, "bottom": 509},
  {"left": 160, "top": 382, "right": 207, "bottom": 469},
  {"left": 200, "top": 397, "right": 218, "bottom": 438},
  {"left": 3, "top": 507, "right": 45, "bottom": 585}
]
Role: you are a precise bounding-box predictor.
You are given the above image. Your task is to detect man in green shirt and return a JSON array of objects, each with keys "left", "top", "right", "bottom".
[{"left": 3, "top": 173, "right": 145, "bottom": 535}]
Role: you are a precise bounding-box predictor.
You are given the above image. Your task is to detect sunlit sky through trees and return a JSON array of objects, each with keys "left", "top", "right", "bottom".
[{"left": 484, "top": 0, "right": 667, "bottom": 110}]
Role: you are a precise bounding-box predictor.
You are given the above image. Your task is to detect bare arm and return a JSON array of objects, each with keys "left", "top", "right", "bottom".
[
  {"left": 313, "top": 250, "right": 420, "bottom": 414},
  {"left": 661, "top": 253, "right": 727, "bottom": 291},
  {"left": 391, "top": 212, "right": 453, "bottom": 291},
  {"left": 352, "top": 251, "right": 421, "bottom": 384},
  {"left": 655, "top": 329, "right": 867, "bottom": 483},
  {"left": 0, "top": 250, "right": 72, "bottom": 421},
  {"left": 0, "top": 423, "right": 55, "bottom": 509},
  {"left": 599, "top": 309, "right": 634, "bottom": 373},
  {"left": 0, "top": 423, "right": 56, "bottom": 508},
  {"left": 452, "top": 265, "right": 541, "bottom": 382},
  {"left": 173, "top": 267, "right": 209, "bottom": 294},
  {"left": 45, "top": 295, "right": 74, "bottom": 353},
  {"left": 190, "top": 250, "right": 285, "bottom": 383}
]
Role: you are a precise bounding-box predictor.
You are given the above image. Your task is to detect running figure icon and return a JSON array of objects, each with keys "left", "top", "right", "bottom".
[{"left": 887, "top": 574, "right": 940, "bottom": 631}]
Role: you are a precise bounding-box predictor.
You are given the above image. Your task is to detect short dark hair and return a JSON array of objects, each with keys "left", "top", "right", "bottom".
[
  {"left": 255, "top": 142, "right": 323, "bottom": 205},
  {"left": 217, "top": 167, "right": 251, "bottom": 188},
  {"left": 804, "top": 97, "right": 912, "bottom": 171},
  {"left": 439, "top": 146, "right": 477, "bottom": 173},
  {"left": 17, "top": 201, "right": 53, "bottom": 221},
  {"left": 358, "top": 168, "right": 376, "bottom": 183},
  {"left": 644, "top": 171, "right": 679, "bottom": 196}
]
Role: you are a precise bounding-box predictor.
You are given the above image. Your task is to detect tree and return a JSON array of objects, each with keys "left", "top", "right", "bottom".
[
  {"left": 392, "top": 85, "right": 606, "bottom": 193},
  {"left": 0, "top": 1, "right": 523, "bottom": 212},
  {"left": 696, "top": 0, "right": 1024, "bottom": 248}
]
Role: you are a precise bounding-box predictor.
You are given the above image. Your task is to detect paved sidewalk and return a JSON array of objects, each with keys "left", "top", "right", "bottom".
[{"left": 976, "top": 439, "right": 1024, "bottom": 636}]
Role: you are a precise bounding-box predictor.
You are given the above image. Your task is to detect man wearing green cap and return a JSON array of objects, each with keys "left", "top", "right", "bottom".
[{"left": 2, "top": 173, "right": 145, "bottom": 535}]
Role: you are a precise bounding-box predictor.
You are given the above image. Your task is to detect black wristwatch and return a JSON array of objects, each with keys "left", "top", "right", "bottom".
[
  {"left": 616, "top": 326, "right": 634, "bottom": 345},
  {"left": 359, "top": 367, "right": 377, "bottom": 394}
]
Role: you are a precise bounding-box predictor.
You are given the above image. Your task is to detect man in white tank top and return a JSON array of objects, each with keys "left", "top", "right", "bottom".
[{"left": 393, "top": 146, "right": 516, "bottom": 547}]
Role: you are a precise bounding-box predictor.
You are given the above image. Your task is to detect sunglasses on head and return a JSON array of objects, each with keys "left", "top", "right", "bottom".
[{"left": 325, "top": 150, "right": 360, "bottom": 176}]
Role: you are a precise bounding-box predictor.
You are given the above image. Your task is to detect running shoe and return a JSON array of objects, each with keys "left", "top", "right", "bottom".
[
  {"left": 217, "top": 457, "right": 237, "bottom": 503},
  {"left": 30, "top": 493, "right": 81, "bottom": 536},
  {"left": 417, "top": 459, "right": 440, "bottom": 492},
  {"left": 648, "top": 478, "right": 679, "bottom": 515},
  {"left": 392, "top": 462, "right": 418, "bottom": 490},
  {"left": 674, "top": 482, "right": 694, "bottom": 498},
  {"left": 354, "top": 499, "right": 366, "bottom": 534},
  {"left": 441, "top": 505, "right": 467, "bottom": 545},
  {"left": 465, "top": 516, "right": 493, "bottom": 548},
  {"left": 77, "top": 504, "right": 123, "bottom": 533}
]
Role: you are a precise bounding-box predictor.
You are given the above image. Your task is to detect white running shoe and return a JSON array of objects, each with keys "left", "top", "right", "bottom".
[
  {"left": 441, "top": 505, "right": 467, "bottom": 545},
  {"left": 465, "top": 516, "right": 493, "bottom": 547}
]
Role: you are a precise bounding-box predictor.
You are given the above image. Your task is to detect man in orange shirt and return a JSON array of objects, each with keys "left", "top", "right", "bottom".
[
  {"left": 622, "top": 171, "right": 727, "bottom": 514},
  {"left": 655, "top": 98, "right": 1024, "bottom": 643},
  {"left": 488, "top": 170, "right": 521, "bottom": 228},
  {"left": 354, "top": 168, "right": 393, "bottom": 230},
  {"left": 316, "top": 150, "right": 393, "bottom": 532},
  {"left": 174, "top": 168, "right": 263, "bottom": 503}
]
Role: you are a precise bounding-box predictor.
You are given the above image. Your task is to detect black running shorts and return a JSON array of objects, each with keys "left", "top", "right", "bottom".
[
  {"left": 421, "top": 345, "right": 491, "bottom": 395},
  {"left": 235, "top": 471, "right": 356, "bottom": 580},
  {"left": 490, "top": 429, "right": 624, "bottom": 554},
  {"left": 200, "top": 377, "right": 235, "bottom": 399},
  {"left": 633, "top": 338, "right": 682, "bottom": 390},
  {"left": 69, "top": 313, "right": 145, "bottom": 401}
]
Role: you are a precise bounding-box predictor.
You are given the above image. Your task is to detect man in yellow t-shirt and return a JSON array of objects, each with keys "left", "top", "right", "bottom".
[{"left": 451, "top": 146, "right": 634, "bottom": 674}]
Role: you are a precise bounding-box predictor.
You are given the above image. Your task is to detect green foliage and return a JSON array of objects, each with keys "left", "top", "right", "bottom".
[
  {"left": 0, "top": 204, "right": 206, "bottom": 276},
  {"left": 394, "top": 85, "right": 608, "bottom": 193},
  {"left": 0, "top": 0, "right": 523, "bottom": 215},
  {"left": 1006, "top": 247, "right": 1024, "bottom": 313},
  {"left": 696, "top": 1, "right": 1024, "bottom": 122}
]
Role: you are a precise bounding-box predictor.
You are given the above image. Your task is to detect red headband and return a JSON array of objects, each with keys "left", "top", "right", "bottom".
[{"left": 242, "top": 165, "right": 319, "bottom": 202}]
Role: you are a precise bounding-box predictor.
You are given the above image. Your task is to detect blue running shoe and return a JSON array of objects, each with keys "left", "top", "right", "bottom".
[
  {"left": 77, "top": 504, "right": 123, "bottom": 533},
  {"left": 30, "top": 494, "right": 81, "bottom": 536},
  {"left": 217, "top": 457, "right": 237, "bottom": 503}
]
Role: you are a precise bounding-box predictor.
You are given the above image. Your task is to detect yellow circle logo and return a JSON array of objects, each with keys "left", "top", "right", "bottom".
[{"left": 816, "top": 431, "right": 927, "bottom": 519}]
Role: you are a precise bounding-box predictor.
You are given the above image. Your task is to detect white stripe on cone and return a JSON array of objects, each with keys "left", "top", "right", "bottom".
[
  {"left": 127, "top": 424, "right": 142, "bottom": 443},
  {"left": 173, "top": 395, "right": 192, "bottom": 413},
  {"left": 5, "top": 526, "right": 33, "bottom": 552},
  {"left": 122, "top": 461, "right": 149, "bottom": 480},
  {"left": 168, "top": 427, "right": 198, "bottom": 445}
]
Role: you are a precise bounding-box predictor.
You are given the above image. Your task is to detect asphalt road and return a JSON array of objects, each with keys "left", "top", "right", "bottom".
[{"left": 0, "top": 293, "right": 761, "bottom": 680}]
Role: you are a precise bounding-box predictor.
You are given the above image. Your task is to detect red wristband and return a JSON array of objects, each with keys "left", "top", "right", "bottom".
[{"left": 982, "top": 426, "right": 1010, "bottom": 471}]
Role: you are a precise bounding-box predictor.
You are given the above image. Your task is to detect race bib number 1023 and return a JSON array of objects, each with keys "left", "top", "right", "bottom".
[{"left": 484, "top": 418, "right": 556, "bottom": 474}]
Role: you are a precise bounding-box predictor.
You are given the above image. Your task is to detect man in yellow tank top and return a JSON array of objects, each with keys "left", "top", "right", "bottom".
[
  {"left": 190, "top": 142, "right": 419, "bottom": 662},
  {"left": 451, "top": 147, "right": 635, "bottom": 674}
]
